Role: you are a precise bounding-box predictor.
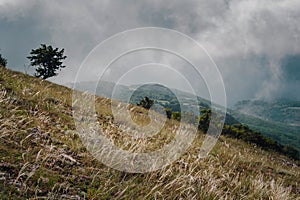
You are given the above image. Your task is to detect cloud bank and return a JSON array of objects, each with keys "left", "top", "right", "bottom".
[{"left": 0, "top": 0, "right": 299, "bottom": 104}]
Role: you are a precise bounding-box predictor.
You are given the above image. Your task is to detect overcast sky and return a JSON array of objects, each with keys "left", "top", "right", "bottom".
[{"left": 0, "top": 0, "right": 299, "bottom": 105}]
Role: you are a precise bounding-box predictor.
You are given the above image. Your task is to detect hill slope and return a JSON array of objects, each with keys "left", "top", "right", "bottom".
[
  {"left": 231, "top": 100, "right": 300, "bottom": 151},
  {"left": 71, "top": 81, "right": 299, "bottom": 152},
  {"left": 0, "top": 67, "right": 300, "bottom": 199},
  {"left": 68, "top": 81, "right": 239, "bottom": 125}
]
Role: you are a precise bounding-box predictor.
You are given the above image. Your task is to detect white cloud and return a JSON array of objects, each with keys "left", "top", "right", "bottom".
[{"left": 0, "top": 0, "right": 299, "bottom": 103}]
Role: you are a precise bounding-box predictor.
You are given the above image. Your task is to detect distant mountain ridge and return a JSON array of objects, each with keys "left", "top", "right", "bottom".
[
  {"left": 67, "top": 81, "right": 299, "bottom": 151},
  {"left": 231, "top": 100, "right": 300, "bottom": 151},
  {"left": 67, "top": 81, "right": 238, "bottom": 125},
  {"left": 232, "top": 100, "right": 300, "bottom": 126}
]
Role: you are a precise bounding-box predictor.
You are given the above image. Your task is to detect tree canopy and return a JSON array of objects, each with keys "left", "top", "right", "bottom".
[
  {"left": 27, "top": 44, "right": 67, "bottom": 79},
  {"left": 137, "top": 96, "right": 154, "bottom": 110},
  {"left": 0, "top": 52, "right": 7, "bottom": 67}
]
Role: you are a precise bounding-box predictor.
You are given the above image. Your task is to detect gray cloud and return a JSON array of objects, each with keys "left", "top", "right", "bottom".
[{"left": 0, "top": 0, "right": 299, "bottom": 104}]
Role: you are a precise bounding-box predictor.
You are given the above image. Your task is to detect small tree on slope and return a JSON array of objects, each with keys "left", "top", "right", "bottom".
[
  {"left": 0, "top": 51, "right": 7, "bottom": 67},
  {"left": 27, "top": 44, "right": 67, "bottom": 79}
]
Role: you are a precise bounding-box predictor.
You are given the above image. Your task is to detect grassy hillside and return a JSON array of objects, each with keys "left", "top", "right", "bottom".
[{"left": 0, "top": 67, "right": 300, "bottom": 199}]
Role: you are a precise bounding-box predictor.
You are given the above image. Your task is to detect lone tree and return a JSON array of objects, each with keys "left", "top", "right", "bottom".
[
  {"left": 198, "top": 109, "right": 211, "bottom": 133},
  {"left": 27, "top": 44, "right": 67, "bottom": 79},
  {"left": 137, "top": 96, "right": 154, "bottom": 110},
  {"left": 0, "top": 51, "right": 7, "bottom": 67}
]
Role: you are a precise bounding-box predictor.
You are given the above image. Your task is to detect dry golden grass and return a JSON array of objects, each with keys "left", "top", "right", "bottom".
[{"left": 0, "top": 67, "right": 299, "bottom": 199}]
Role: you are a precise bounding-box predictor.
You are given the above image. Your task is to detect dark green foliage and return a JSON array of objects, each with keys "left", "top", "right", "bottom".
[
  {"left": 198, "top": 109, "right": 211, "bottom": 133},
  {"left": 137, "top": 96, "right": 154, "bottom": 110},
  {"left": 283, "top": 146, "right": 299, "bottom": 160},
  {"left": 0, "top": 52, "right": 7, "bottom": 67},
  {"left": 172, "top": 112, "right": 181, "bottom": 121},
  {"left": 165, "top": 108, "right": 172, "bottom": 119},
  {"left": 199, "top": 109, "right": 300, "bottom": 161},
  {"left": 27, "top": 44, "right": 67, "bottom": 79}
]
